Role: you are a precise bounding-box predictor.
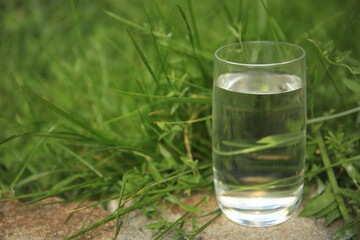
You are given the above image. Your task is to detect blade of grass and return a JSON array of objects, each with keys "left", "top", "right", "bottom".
[
  {"left": 309, "top": 70, "right": 319, "bottom": 119},
  {"left": 148, "top": 181, "right": 211, "bottom": 195},
  {"left": 305, "top": 154, "right": 360, "bottom": 178},
  {"left": 67, "top": 178, "right": 211, "bottom": 215},
  {"left": 57, "top": 144, "right": 103, "bottom": 178},
  {"left": 214, "top": 131, "right": 304, "bottom": 156},
  {"left": 177, "top": 5, "right": 209, "bottom": 81},
  {"left": 104, "top": 11, "right": 144, "bottom": 31},
  {"left": 307, "top": 106, "right": 360, "bottom": 124},
  {"left": 332, "top": 219, "right": 360, "bottom": 240},
  {"left": 150, "top": 29, "right": 172, "bottom": 89},
  {"left": 48, "top": 172, "right": 89, "bottom": 191},
  {"left": 79, "top": 204, "right": 97, "bottom": 233},
  {"left": 114, "top": 173, "right": 128, "bottom": 239},
  {"left": 1, "top": 173, "right": 117, "bottom": 202},
  {"left": 109, "top": 88, "right": 211, "bottom": 104},
  {"left": 235, "top": 0, "right": 243, "bottom": 24},
  {"left": 260, "top": 0, "right": 285, "bottom": 59},
  {"left": 104, "top": 37, "right": 154, "bottom": 95},
  {"left": 186, "top": 0, "right": 201, "bottom": 50},
  {"left": 177, "top": 5, "right": 195, "bottom": 53},
  {"left": 325, "top": 208, "right": 342, "bottom": 227},
  {"left": 70, "top": 0, "right": 85, "bottom": 56},
  {"left": 217, "top": 0, "right": 232, "bottom": 24},
  {"left": 316, "top": 202, "right": 338, "bottom": 218},
  {"left": 154, "top": 194, "right": 209, "bottom": 240},
  {"left": 134, "top": 101, "right": 151, "bottom": 138},
  {"left": 299, "top": 184, "right": 335, "bottom": 217},
  {"left": 148, "top": 160, "right": 163, "bottom": 182},
  {"left": 308, "top": 38, "right": 360, "bottom": 75},
  {"left": 64, "top": 199, "right": 87, "bottom": 224},
  {"left": 64, "top": 193, "right": 166, "bottom": 240},
  {"left": 0, "top": 179, "right": 7, "bottom": 197},
  {"left": 157, "top": 39, "right": 213, "bottom": 61},
  {"left": 260, "top": 0, "right": 282, "bottom": 42},
  {"left": 181, "top": 80, "right": 211, "bottom": 91},
  {"left": 325, "top": 70, "right": 346, "bottom": 108},
  {"left": 117, "top": 212, "right": 129, "bottom": 238},
  {"left": 69, "top": 167, "right": 203, "bottom": 213},
  {"left": 315, "top": 131, "right": 350, "bottom": 223},
  {"left": 0, "top": 132, "right": 30, "bottom": 145},
  {"left": 187, "top": 209, "right": 221, "bottom": 240},
  {"left": 155, "top": 115, "right": 212, "bottom": 125},
  {"left": 8, "top": 126, "right": 55, "bottom": 192},
  {"left": 105, "top": 110, "right": 136, "bottom": 124},
  {"left": 23, "top": 181, "right": 111, "bottom": 206},
  {"left": 331, "top": 8, "right": 360, "bottom": 58},
  {"left": 35, "top": 131, "right": 97, "bottom": 144},
  {"left": 15, "top": 170, "right": 68, "bottom": 188},
  {"left": 127, "top": 31, "right": 160, "bottom": 87},
  {"left": 307, "top": 39, "right": 348, "bottom": 108},
  {"left": 146, "top": 123, "right": 186, "bottom": 156},
  {"left": 337, "top": 188, "right": 360, "bottom": 202},
  {"left": 21, "top": 86, "right": 110, "bottom": 141},
  {"left": 86, "top": 146, "right": 154, "bottom": 159},
  {"left": 104, "top": 10, "right": 167, "bottom": 38}
]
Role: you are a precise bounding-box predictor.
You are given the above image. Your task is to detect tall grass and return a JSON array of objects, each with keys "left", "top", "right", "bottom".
[{"left": 1, "top": 0, "right": 359, "bottom": 239}]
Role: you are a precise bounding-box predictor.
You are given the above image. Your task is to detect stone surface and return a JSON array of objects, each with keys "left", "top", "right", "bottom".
[
  {"left": 0, "top": 193, "right": 343, "bottom": 240},
  {"left": 0, "top": 197, "right": 115, "bottom": 240},
  {"left": 114, "top": 192, "right": 343, "bottom": 240}
]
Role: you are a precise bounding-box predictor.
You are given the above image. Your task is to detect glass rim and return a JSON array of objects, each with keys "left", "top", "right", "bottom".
[{"left": 214, "top": 41, "right": 306, "bottom": 67}]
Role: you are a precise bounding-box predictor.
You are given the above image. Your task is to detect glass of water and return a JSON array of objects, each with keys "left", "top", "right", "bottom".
[{"left": 212, "top": 41, "right": 306, "bottom": 227}]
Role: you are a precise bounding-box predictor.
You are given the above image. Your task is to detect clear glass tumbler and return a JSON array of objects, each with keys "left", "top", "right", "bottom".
[{"left": 212, "top": 41, "right": 306, "bottom": 227}]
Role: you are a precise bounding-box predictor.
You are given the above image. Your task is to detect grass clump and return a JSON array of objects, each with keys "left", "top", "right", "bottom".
[{"left": 0, "top": 0, "right": 359, "bottom": 239}]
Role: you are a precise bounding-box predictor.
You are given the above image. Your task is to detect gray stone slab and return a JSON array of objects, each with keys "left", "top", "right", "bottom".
[
  {"left": 113, "top": 192, "right": 343, "bottom": 240},
  {"left": 0, "top": 193, "right": 342, "bottom": 239},
  {"left": 0, "top": 197, "right": 115, "bottom": 240}
]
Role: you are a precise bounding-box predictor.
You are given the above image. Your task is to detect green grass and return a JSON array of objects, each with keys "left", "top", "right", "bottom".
[{"left": 1, "top": 0, "right": 360, "bottom": 239}]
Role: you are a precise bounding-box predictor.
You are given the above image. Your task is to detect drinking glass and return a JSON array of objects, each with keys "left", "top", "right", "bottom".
[{"left": 212, "top": 41, "right": 306, "bottom": 227}]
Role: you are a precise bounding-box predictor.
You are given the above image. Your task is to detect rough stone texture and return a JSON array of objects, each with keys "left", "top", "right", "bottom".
[
  {"left": 0, "top": 193, "right": 343, "bottom": 240},
  {"left": 0, "top": 197, "right": 115, "bottom": 240},
  {"left": 113, "top": 192, "right": 343, "bottom": 240}
]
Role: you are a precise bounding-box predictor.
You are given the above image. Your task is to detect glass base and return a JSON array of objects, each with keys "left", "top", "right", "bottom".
[{"left": 218, "top": 197, "right": 301, "bottom": 227}]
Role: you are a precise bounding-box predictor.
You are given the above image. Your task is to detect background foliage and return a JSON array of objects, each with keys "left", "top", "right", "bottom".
[{"left": 1, "top": 0, "right": 359, "bottom": 239}]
